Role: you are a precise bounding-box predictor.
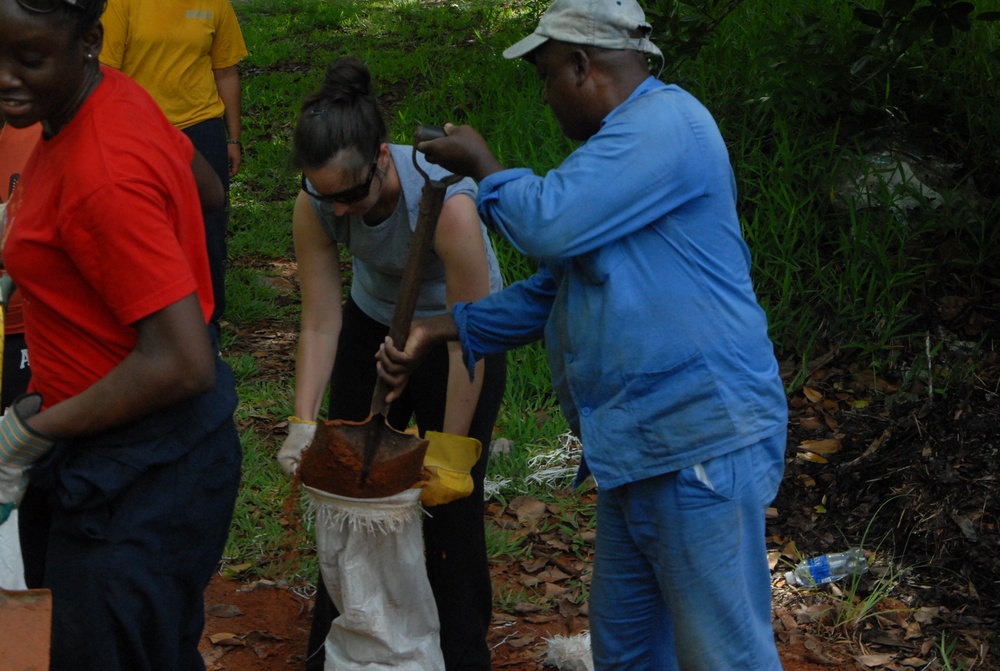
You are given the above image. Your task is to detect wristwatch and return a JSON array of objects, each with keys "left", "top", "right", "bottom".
[{"left": 227, "top": 138, "right": 241, "bottom": 145}]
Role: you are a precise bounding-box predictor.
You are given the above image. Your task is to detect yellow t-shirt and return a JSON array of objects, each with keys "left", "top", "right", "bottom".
[{"left": 100, "top": 0, "right": 248, "bottom": 129}]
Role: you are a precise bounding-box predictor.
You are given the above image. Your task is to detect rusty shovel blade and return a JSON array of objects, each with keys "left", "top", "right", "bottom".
[
  {"left": 0, "top": 587, "right": 52, "bottom": 669},
  {"left": 299, "top": 417, "right": 429, "bottom": 499}
]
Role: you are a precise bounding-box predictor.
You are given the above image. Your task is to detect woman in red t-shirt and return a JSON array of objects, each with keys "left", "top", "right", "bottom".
[{"left": 0, "top": 1, "right": 241, "bottom": 669}]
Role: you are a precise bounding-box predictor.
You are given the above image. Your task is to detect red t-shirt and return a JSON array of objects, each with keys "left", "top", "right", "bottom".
[
  {"left": 0, "top": 123, "right": 41, "bottom": 203},
  {"left": 0, "top": 122, "right": 42, "bottom": 335},
  {"left": 4, "top": 67, "right": 214, "bottom": 405}
]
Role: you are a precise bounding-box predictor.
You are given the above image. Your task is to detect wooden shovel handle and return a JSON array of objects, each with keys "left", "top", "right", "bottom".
[{"left": 369, "top": 176, "right": 450, "bottom": 417}]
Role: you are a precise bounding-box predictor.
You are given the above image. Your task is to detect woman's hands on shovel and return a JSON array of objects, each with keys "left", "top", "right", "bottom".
[{"left": 376, "top": 313, "right": 459, "bottom": 405}]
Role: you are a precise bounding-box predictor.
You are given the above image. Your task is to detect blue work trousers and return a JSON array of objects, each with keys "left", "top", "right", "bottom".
[{"left": 589, "top": 432, "right": 785, "bottom": 671}]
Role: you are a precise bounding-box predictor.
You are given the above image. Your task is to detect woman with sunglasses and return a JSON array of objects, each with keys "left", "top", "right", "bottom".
[
  {"left": 0, "top": 1, "right": 241, "bottom": 669},
  {"left": 278, "top": 56, "right": 506, "bottom": 671}
]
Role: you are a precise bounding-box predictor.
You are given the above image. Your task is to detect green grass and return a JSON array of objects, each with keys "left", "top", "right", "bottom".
[
  {"left": 224, "top": 266, "right": 292, "bottom": 324},
  {"left": 221, "top": 0, "right": 1000, "bottom": 587},
  {"left": 485, "top": 522, "right": 533, "bottom": 562}
]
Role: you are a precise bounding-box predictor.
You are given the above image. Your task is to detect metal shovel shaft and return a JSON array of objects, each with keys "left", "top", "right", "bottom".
[
  {"left": 368, "top": 180, "right": 447, "bottom": 419},
  {"left": 359, "top": 147, "right": 457, "bottom": 488}
]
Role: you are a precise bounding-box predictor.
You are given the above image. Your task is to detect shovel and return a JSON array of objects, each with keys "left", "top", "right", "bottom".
[
  {"left": 300, "top": 126, "right": 463, "bottom": 499},
  {"left": 0, "top": 587, "right": 52, "bottom": 668}
]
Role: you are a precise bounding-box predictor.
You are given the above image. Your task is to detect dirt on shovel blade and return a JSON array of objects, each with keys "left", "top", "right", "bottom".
[{"left": 299, "top": 418, "right": 429, "bottom": 499}]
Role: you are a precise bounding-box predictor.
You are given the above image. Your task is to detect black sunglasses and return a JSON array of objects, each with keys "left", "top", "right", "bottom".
[
  {"left": 301, "top": 159, "right": 379, "bottom": 205},
  {"left": 16, "top": 0, "right": 86, "bottom": 12}
]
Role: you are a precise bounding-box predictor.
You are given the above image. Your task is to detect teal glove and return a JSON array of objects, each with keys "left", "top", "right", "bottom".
[{"left": 0, "top": 394, "right": 54, "bottom": 525}]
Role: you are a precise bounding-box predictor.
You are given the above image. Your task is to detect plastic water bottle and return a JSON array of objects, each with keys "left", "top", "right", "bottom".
[{"left": 784, "top": 548, "right": 868, "bottom": 587}]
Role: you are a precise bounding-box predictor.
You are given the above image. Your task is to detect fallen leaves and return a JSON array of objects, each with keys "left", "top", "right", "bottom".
[
  {"left": 209, "top": 632, "right": 245, "bottom": 646},
  {"left": 206, "top": 603, "right": 245, "bottom": 618},
  {"left": 509, "top": 496, "right": 548, "bottom": 528},
  {"left": 854, "top": 652, "right": 895, "bottom": 667},
  {"left": 797, "top": 438, "right": 843, "bottom": 455}
]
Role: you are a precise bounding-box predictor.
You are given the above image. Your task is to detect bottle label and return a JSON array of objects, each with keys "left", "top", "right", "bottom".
[{"left": 807, "top": 555, "right": 834, "bottom": 584}]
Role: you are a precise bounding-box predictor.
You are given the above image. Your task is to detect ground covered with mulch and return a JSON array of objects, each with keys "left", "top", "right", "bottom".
[
  {"left": 768, "top": 352, "right": 999, "bottom": 670},
  {"left": 200, "top": 262, "right": 998, "bottom": 670}
]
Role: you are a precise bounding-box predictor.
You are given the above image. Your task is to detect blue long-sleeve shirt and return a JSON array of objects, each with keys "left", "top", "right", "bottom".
[{"left": 453, "top": 77, "right": 788, "bottom": 489}]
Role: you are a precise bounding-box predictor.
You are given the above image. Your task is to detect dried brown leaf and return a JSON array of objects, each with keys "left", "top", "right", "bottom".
[
  {"left": 854, "top": 652, "right": 896, "bottom": 667},
  {"left": 520, "top": 557, "right": 548, "bottom": 574},
  {"left": 209, "top": 633, "right": 245, "bottom": 647},
  {"left": 543, "top": 583, "right": 571, "bottom": 599},
  {"left": 537, "top": 568, "right": 570, "bottom": 583},
  {"left": 509, "top": 496, "right": 547, "bottom": 527},
  {"left": 799, "top": 415, "right": 825, "bottom": 430},
  {"left": 797, "top": 438, "right": 842, "bottom": 454},
  {"left": 206, "top": 603, "right": 244, "bottom": 619},
  {"left": 803, "top": 387, "right": 823, "bottom": 403}
]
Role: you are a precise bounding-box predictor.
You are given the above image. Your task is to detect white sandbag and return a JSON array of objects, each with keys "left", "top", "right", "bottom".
[
  {"left": 306, "top": 486, "right": 444, "bottom": 671},
  {"left": 0, "top": 509, "right": 26, "bottom": 589}
]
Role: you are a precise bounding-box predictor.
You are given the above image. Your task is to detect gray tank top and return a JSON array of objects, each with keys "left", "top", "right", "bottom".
[{"left": 310, "top": 144, "right": 503, "bottom": 325}]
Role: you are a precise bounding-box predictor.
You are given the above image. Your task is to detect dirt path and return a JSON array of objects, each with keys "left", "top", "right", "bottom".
[{"left": 199, "top": 572, "right": 842, "bottom": 671}]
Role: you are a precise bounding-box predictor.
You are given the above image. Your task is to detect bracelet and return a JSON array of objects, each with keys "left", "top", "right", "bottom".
[{"left": 227, "top": 138, "right": 241, "bottom": 145}]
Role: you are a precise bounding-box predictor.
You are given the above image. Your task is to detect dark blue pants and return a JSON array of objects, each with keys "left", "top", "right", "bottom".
[
  {"left": 306, "top": 298, "right": 506, "bottom": 671},
  {"left": 19, "top": 356, "right": 242, "bottom": 671},
  {"left": 182, "top": 118, "right": 229, "bottom": 324}
]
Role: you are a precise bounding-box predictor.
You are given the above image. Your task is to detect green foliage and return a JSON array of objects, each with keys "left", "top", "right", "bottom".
[
  {"left": 485, "top": 522, "right": 533, "bottom": 561},
  {"left": 225, "top": 266, "right": 291, "bottom": 324},
  {"left": 642, "top": 0, "right": 745, "bottom": 81},
  {"left": 852, "top": 0, "right": 997, "bottom": 52},
  {"left": 535, "top": 494, "right": 596, "bottom": 562},
  {"left": 667, "top": 0, "right": 1000, "bottom": 377},
  {"left": 934, "top": 632, "right": 970, "bottom": 670},
  {"left": 226, "top": 352, "right": 260, "bottom": 384},
  {"left": 491, "top": 582, "right": 540, "bottom": 613},
  {"left": 228, "top": 200, "right": 294, "bottom": 260}
]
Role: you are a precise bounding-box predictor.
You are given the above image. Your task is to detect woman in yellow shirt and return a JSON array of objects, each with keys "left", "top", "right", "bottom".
[{"left": 100, "top": 0, "right": 248, "bottom": 324}]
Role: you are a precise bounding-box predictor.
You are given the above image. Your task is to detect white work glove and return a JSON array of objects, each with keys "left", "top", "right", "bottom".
[
  {"left": 0, "top": 394, "right": 55, "bottom": 525},
  {"left": 278, "top": 416, "right": 317, "bottom": 477},
  {"left": 0, "top": 462, "right": 25, "bottom": 525}
]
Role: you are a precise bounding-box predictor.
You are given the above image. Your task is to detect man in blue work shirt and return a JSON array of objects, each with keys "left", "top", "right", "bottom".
[{"left": 376, "top": 0, "right": 788, "bottom": 668}]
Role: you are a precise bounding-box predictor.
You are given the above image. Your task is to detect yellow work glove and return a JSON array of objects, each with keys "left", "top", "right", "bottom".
[{"left": 418, "top": 431, "right": 481, "bottom": 507}]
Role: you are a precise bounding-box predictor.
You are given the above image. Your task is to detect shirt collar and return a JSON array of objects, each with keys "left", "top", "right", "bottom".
[{"left": 601, "top": 76, "right": 666, "bottom": 128}]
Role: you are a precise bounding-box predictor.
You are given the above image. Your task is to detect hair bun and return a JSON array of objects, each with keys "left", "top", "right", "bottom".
[
  {"left": 321, "top": 57, "right": 372, "bottom": 101},
  {"left": 292, "top": 57, "right": 387, "bottom": 170}
]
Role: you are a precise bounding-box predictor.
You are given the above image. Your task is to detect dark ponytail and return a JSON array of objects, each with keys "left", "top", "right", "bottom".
[{"left": 291, "top": 57, "right": 388, "bottom": 172}]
